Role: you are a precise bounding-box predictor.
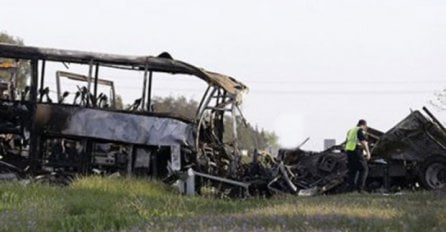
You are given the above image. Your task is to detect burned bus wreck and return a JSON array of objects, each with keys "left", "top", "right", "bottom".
[
  {"left": 0, "top": 43, "right": 248, "bottom": 185},
  {"left": 1, "top": 44, "right": 444, "bottom": 197}
]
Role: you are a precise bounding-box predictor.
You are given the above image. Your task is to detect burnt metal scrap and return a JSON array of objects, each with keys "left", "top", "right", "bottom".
[
  {"left": 275, "top": 146, "right": 348, "bottom": 195},
  {"left": 189, "top": 109, "right": 446, "bottom": 196},
  {"left": 237, "top": 146, "right": 348, "bottom": 196},
  {"left": 272, "top": 107, "right": 446, "bottom": 195},
  {"left": 259, "top": 107, "right": 446, "bottom": 195},
  {"left": 0, "top": 43, "right": 445, "bottom": 197}
]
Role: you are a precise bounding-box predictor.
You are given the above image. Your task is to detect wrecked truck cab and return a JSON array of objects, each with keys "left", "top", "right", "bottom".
[
  {"left": 0, "top": 43, "right": 248, "bottom": 183},
  {"left": 369, "top": 107, "right": 446, "bottom": 190}
]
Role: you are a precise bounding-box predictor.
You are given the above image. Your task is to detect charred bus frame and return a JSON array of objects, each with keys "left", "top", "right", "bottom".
[{"left": 0, "top": 43, "right": 248, "bottom": 181}]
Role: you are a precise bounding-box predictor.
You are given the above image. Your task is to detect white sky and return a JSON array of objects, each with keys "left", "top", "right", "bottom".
[{"left": 2, "top": 0, "right": 446, "bottom": 150}]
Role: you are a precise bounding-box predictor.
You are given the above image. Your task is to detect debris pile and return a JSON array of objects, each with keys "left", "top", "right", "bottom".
[{"left": 236, "top": 147, "right": 347, "bottom": 196}]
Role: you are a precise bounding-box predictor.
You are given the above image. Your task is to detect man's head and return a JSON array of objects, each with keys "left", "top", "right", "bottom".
[{"left": 357, "top": 119, "right": 367, "bottom": 129}]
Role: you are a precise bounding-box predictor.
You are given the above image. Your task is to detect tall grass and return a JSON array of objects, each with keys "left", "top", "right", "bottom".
[{"left": 0, "top": 177, "right": 445, "bottom": 231}]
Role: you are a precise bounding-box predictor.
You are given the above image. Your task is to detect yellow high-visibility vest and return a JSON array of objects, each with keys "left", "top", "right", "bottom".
[{"left": 345, "top": 127, "right": 360, "bottom": 151}]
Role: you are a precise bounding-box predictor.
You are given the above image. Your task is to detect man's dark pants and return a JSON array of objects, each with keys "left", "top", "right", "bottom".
[{"left": 346, "top": 149, "right": 369, "bottom": 191}]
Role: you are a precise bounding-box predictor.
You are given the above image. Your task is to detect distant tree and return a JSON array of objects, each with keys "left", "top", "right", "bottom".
[
  {"left": 223, "top": 117, "right": 280, "bottom": 151},
  {"left": 152, "top": 96, "right": 199, "bottom": 119},
  {"left": 0, "top": 32, "right": 29, "bottom": 91},
  {"left": 114, "top": 95, "right": 124, "bottom": 109},
  {"left": 263, "top": 130, "right": 280, "bottom": 149}
]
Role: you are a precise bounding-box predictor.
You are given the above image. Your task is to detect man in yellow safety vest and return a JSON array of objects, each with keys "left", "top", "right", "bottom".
[{"left": 345, "top": 119, "right": 371, "bottom": 192}]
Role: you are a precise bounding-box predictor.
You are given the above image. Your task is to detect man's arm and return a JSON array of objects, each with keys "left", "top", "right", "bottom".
[
  {"left": 358, "top": 129, "right": 371, "bottom": 160},
  {"left": 360, "top": 140, "right": 371, "bottom": 160}
]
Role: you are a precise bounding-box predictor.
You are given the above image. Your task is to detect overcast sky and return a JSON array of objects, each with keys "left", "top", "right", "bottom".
[{"left": 2, "top": 0, "right": 446, "bottom": 150}]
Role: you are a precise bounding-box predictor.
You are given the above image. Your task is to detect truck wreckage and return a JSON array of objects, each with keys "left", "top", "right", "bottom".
[
  {"left": 0, "top": 44, "right": 445, "bottom": 197},
  {"left": 277, "top": 107, "right": 446, "bottom": 195}
]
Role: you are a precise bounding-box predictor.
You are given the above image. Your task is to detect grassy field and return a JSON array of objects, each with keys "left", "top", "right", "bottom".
[{"left": 0, "top": 177, "right": 445, "bottom": 232}]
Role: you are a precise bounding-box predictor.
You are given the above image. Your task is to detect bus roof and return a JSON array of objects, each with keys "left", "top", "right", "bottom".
[{"left": 0, "top": 43, "right": 248, "bottom": 96}]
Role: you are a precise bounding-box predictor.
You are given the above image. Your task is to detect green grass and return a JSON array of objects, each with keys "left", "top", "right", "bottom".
[{"left": 0, "top": 177, "right": 445, "bottom": 231}]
